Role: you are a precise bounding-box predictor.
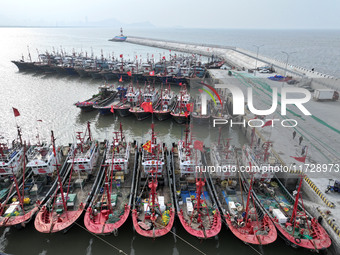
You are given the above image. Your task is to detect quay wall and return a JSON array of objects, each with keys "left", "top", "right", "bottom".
[{"left": 126, "top": 36, "right": 340, "bottom": 91}]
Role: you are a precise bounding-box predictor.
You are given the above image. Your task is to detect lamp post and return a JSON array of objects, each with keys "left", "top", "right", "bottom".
[
  {"left": 253, "top": 44, "right": 264, "bottom": 76},
  {"left": 281, "top": 51, "right": 297, "bottom": 77}
]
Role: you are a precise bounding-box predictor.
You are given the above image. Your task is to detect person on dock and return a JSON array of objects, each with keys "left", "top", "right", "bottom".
[
  {"left": 293, "top": 131, "right": 296, "bottom": 139},
  {"left": 299, "top": 136, "right": 303, "bottom": 145},
  {"left": 301, "top": 145, "right": 307, "bottom": 155}
]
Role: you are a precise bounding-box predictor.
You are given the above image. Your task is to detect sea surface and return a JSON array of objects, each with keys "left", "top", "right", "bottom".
[{"left": 0, "top": 27, "right": 338, "bottom": 255}]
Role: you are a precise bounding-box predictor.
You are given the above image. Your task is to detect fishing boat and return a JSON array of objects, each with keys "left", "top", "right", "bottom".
[
  {"left": 132, "top": 124, "right": 175, "bottom": 238},
  {"left": 109, "top": 28, "right": 127, "bottom": 42},
  {"left": 207, "top": 132, "right": 277, "bottom": 244},
  {"left": 93, "top": 86, "right": 125, "bottom": 115},
  {"left": 242, "top": 142, "right": 280, "bottom": 180},
  {"left": 153, "top": 86, "right": 176, "bottom": 121},
  {"left": 191, "top": 95, "right": 211, "bottom": 124},
  {"left": 75, "top": 85, "right": 115, "bottom": 112},
  {"left": 250, "top": 176, "right": 331, "bottom": 250},
  {"left": 34, "top": 123, "right": 102, "bottom": 233},
  {"left": 129, "top": 85, "right": 160, "bottom": 121},
  {"left": 84, "top": 124, "right": 138, "bottom": 235},
  {"left": 171, "top": 128, "right": 221, "bottom": 238},
  {"left": 0, "top": 127, "right": 25, "bottom": 178},
  {"left": 171, "top": 84, "right": 191, "bottom": 124},
  {"left": 11, "top": 59, "right": 36, "bottom": 72},
  {"left": 113, "top": 84, "right": 140, "bottom": 117},
  {"left": 0, "top": 132, "right": 67, "bottom": 228},
  {"left": 211, "top": 98, "right": 231, "bottom": 122}
]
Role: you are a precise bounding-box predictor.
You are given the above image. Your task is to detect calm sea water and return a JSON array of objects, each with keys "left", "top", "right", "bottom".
[{"left": 0, "top": 27, "right": 337, "bottom": 255}]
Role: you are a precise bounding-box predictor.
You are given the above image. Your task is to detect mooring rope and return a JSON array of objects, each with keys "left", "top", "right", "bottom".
[{"left": 74, "top": 222, "right": 128, "bottom": 255}]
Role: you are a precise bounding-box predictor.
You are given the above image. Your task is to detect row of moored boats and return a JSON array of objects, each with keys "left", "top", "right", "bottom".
[
  {"left": 0, "top": 123, "right": 331, "bottom": 251},
  {"left": 75, "top": 83, "right": 231, "bottom": 124}
]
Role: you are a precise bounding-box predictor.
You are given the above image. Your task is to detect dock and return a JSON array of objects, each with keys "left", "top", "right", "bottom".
[
  {"left": 125, "top": 36, "right": 340, "bottom": 253},
  {"left": 126, "top": 36, "right": 340, "bottom": 91}
]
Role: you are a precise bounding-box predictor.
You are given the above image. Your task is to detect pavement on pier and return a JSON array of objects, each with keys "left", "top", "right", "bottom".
[
  {"left": 208, "top": 68, "right": 340, "bottom": 250},
  {"left": 126, "top": 36, "right": 340, "bottom": 91}
]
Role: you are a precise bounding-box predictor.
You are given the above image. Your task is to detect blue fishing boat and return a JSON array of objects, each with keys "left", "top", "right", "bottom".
[{"left": 109, "top": 28, "right": 127, "bottom": 42}]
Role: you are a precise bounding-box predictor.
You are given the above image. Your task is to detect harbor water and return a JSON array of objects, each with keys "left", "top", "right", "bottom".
[{"left": 0, "top": 27, "right": 338, "bottom": 255}]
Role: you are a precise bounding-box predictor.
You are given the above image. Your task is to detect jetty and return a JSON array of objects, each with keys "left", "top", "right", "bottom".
[
  {"left": 124, "top": 36, "right": 340, "bottom": 254},
  {"left": 126, "top": 36, "right": 340, "bottom": 91}
]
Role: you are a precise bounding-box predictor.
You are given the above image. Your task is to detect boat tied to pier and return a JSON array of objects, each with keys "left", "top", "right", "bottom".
[
  {"left": 171, "top": 127, "right": 221, "bottom": 238},
  {"left": 34, "top": 122, "right": 102, "bottom": 233},
  {"left": 84, "top": 123, "right": 138, "bottom": 235},
  {"left": 132, "top": 124, "right": 175, "bottom": 238}
]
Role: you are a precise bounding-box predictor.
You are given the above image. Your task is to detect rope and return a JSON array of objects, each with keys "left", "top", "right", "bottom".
[
  {"left": 244, "top": 241, "right": 264, "bottom": 255},
  {"left": 152, "top": 220, "right": 207, "bottom": 255},
  {"left": 74, "top": 222, "right": 128, "bottom": 255}
]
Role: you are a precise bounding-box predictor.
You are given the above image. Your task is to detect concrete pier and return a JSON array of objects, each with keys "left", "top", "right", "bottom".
[{"left": 126, "top": 36, "right": 340, "bottom": 91}]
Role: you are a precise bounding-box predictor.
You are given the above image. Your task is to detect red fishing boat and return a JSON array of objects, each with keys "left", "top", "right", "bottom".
[
  {"left": 171, "top": 84, "right": 191, "bottom": 124},
  {"left": 251, "top": 176, "right": 331, "bottom": 250},
  {"left": 208, "top": 130, "right": 277, "bottom": 244},
  {"left": 84, "top": 123, "right": 138, "bottom": 235},
  {"left": 171, "top": 127, "right": 221, "bottom": 238},
  {"left": 0, "top": 132, "right": 67, "bottom": 228},
  {"left": 129, "top": 84, "right": 160, "bottom": 121},
  {"left": 35, "top": 122, "right": 102, "bottom": 233},
  {"left": 132, "top": 124, "right": 175, "bottom": 238},
  {"left": 153, "top": 84, "right": 176, "bottom": 121}
]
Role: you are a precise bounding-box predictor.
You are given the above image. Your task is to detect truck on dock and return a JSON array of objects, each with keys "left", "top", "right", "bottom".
[{"left": 313, "top": 89, "right": 339, "bottom": 101}]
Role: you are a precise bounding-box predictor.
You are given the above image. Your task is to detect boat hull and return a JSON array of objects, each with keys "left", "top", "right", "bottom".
[
  {"left": 224, "top": 214, "right": 277, "bottom": 245},
  {"left": 171, "top": 113, "right": 190, "bottom": 124},
  {"left": 114, "top": 106, "right": 131, "bottom": 117},
  {"left": 84, "top": 205, "right": 130, "bottom": 235},
  {"left": 0, "top": 206, "right": 39, "bottom": 227},
  {"left": 177, "top": 211, "right": 221, "bottom": 239},
  {"left": 132, "top": 208, "right": 175, "bottom": 238},
  {"left": 154, "top": 111, "right": 172, "bottom": 121},
  {"left": 191, "top": 114, "right": 211, "bottom": 124},
  {"left": 34, "top": 204, "right": 84, "bottom": 233},
  {"left": 130, "top": 110, "right": 151, "bottom": 121}
]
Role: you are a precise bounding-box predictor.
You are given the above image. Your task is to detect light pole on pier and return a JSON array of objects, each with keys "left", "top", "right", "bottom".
[
  {"left": 281, "top": 51, "right": 297, "bottom": 77},
  {"left": 253, "top": 44, "right": 264, "bottom": 76}
]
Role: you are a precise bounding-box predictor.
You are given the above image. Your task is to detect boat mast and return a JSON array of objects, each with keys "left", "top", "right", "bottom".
[
  {"left": 10, "top": 165, "right": 25, "bottom": 213},
  {"left": 51, "top": 131, "right": 67, "bottom": 212},
  {"left": 290, "top": 177, "right": 303, "bottom": 225},
  {"left": 244, "top": 178, "right": 253, "bottom": 220}
]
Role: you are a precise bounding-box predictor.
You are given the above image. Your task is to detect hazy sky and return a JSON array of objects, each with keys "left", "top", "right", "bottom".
[{"left": 0, "top": 0, "right": 339, "bottom": 29}]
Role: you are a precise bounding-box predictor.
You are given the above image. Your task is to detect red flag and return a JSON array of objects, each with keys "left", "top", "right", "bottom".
[
  {"left": 194, "top": 140, "right": 204, "bottom": 152},
  {"left": 186, "top": 103, "right": 193, "bottom": 112},
  {"left": 149, "top": 71, "right": 155, "bottom": 76},
  {"left": 141, "top": 102, "right": 153, "bottom": 113},
  {"left": 262, "top": 120, "right": 273, "bottom": 128},
  {"left": 120, "top": 54, "right": 123, "bottom": 58},
  {"left": 127, "top": 71, "right": 132, "bottom": 77},
  {"left": 136, "top": 55, "right": 138, "bottom": 59},
  {"left": 290, "top": 156, "right": 306, "bottom": 163},
  {"left": 169, "top": 50, "right": 171, "bottom": 52},
  {"left": 184, "top": 111, "right": 188, "bottom": 118},
  {"left": 179, "top": 82, "right": 182, "bottom": 86},
  {"left": 110, "top": 105, "right": 114, "bottom": 113},
  {"left": 162, "top": 56, "right": 165, "bottom": 60},
  {"left": 152, "top": 54, "right": 154, "bottom": 58},
  {"left": 119, "top": 76, "right": 123, "bottom": 82},
  {"left": 12, "top": 107, "right": 20, "bottom": 117}
]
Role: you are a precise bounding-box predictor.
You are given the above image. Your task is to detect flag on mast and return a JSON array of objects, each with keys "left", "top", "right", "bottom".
[{"left": 12, "top": 107, "right": 20, "bottom": 117}]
